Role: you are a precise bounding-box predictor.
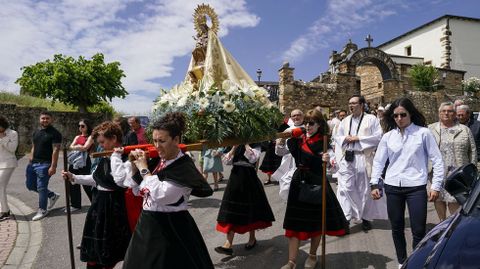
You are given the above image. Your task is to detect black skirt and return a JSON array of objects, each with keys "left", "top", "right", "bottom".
[
  {"left": 259, "top": 141, "right": 282, "bottom": 173},
  {"left": 80, "top": 189, "right": 131, "bottom": 265},
  {"left": 123, "top": 210, "right": 214, "bottom": 269},
  {"left": 283, "top": 169, "right": 347, "bottom": 233},
  {"left": 217, "top": 165, "right": 275, "bottom": 226}
]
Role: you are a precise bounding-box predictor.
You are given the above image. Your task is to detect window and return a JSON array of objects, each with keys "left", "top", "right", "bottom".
[
  {"left": 424, "top": 60, "right": 432, "bottom": 65},
  {"left": 405, "top": 45, "right": 412, "bottom": 56}
]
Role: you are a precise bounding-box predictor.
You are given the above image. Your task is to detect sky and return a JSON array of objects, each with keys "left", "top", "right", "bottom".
[{"left": 1, "top": 0, "right": 479, "bottom": 114}]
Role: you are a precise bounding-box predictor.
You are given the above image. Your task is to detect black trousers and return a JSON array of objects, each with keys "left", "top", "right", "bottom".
[
  {"left": 70, "top": 183, "right": 93, "bottom": 208},
  {"left": 385, "top": 184, "right": 427, "bottom": 264},
  {"left": 69, "top": 159, "right": 93, "bottom": 208}
]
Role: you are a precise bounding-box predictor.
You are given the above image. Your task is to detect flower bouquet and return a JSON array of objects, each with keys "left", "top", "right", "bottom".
[{"left": 151, "top": 76, "right": 283, "bottom": 144}]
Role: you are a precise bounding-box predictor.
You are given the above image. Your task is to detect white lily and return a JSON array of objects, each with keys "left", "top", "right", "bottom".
[
  {"left": 223, "top": 100, "right": 236, "bottom": 113},
  {"left": 198, "top": 97, "right": 210, "bottom": 109}
]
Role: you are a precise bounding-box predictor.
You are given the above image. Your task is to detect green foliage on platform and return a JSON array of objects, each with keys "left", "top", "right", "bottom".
[{"left": 151, "top": 78, "right": 283, "bottom": 143}]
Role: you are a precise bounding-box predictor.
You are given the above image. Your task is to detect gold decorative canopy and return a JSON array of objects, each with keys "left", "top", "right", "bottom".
[{"left": 193, "top": 4, "right": 219, "bottom": 36}]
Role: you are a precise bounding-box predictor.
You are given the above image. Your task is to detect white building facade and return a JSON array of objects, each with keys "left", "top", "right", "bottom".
[{"left": 378, "top": 15, "right": 480, "bottom": 79}]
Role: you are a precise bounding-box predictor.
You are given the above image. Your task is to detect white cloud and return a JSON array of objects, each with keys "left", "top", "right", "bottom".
[
  {"left": 281, "top": 0, "right": 401, "bottom": 62},
  {"left": 0, "top": 0, "right": 259, "bottom": 114}
]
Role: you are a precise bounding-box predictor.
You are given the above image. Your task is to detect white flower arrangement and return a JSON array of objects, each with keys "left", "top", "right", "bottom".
[
  {"left": 151, "top": 77, "right": 282, "bottom": 143},
  {"left": 463, "top": 77, "right": 480, "bottom": 93}
]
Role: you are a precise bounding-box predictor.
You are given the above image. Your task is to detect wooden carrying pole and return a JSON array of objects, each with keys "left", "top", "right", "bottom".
[
  {"left": 321, "top": 135, "right": 328, "bottom": 269},
  {"left": 62, "top": 146, "right": 75, "bottom": 269},
  {"left": 91, "top": 130, "right": 296, "bottom": 158}
]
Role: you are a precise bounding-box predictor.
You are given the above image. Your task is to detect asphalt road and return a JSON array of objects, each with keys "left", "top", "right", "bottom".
[{"left": 6, "top": 154, "right": 442, "bottom": 269}]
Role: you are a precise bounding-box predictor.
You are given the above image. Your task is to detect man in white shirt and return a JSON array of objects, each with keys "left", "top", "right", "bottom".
[{"left": 335, "top": 95, "right": 387, "bottom": 232}]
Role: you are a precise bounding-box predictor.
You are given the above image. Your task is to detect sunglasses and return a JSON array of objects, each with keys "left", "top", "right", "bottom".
[
  {"left": 305, "top": 121, "right": 318, "bottom": 126},
  {"left": 78, "top": 124, "right": 86, "bottom": 128},
  {"left": 392, "top": 113, "right": 408, "bottom": 119}
]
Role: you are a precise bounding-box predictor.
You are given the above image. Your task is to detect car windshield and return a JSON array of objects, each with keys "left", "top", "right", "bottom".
[{"left": 464, "top": 176, "right": 480, "bottom": 215}]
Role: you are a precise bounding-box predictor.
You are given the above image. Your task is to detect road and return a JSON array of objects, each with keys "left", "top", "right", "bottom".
[{"left": 5, "top": 154, "right": 441, "bottom": 269}]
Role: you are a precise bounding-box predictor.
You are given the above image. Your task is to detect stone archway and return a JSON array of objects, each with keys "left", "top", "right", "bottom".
[
  {"left": 345, "top": 47, "right": 399, "bottom": 80},
  {"left": 337, "top": 47, "right": 404, "bottom": 104}
]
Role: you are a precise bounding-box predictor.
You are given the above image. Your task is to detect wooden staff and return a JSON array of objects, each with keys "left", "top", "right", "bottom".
[
  {"left": 62, "top": 146, "right": 75, "bottom": 269},
  {"left": 91, "top": 129, "right": 299, "bottom": 158},
  {"left": 321, "top": 135, "right": 328, "bottom": 269}
]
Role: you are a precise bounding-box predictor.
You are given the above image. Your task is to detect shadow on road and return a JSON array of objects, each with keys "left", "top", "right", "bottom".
[
  {"left": 323, "top": 251, "right": 393, "bottom": 269},
  {"left": 190, "top": 197, "right": 222, "bottom": 208}
]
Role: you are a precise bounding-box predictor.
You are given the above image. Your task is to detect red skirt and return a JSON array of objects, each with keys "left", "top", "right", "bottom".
[
  {"left": 124, "top": 188, "right": 143, "bottom": 232},
  {"left": 285, "top": 228, "right": 346, "bottom": 240},
  {"left": 216, "top": 221, "right": 272, "bottom": 234}
]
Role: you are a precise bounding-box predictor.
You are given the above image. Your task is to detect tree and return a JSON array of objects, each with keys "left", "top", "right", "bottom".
[
  {"left": 408, "top": 64, "right": 439, "bottom": 92},
  {"left": 16, "top": 53, "right": 127, "bottom": 112}
]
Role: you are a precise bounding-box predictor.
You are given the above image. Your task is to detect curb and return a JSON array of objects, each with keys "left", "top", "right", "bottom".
[{"left": 2, "top": 195, "right": 42, "bottom": 269}]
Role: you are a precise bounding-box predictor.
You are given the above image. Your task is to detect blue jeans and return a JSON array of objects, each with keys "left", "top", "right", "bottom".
[
  {"left": 385, "top": 184, "right": 428, "bottom": 264},
  {"left": 26, "top": 163, "right": 55, "bottom": 210}
]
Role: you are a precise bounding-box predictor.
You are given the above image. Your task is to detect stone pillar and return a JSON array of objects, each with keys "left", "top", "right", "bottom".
[{"left": 278, "top": 62, "right": 295, "bottom": 113}]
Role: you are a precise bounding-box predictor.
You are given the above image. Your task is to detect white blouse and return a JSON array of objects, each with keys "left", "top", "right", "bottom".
[{"left": 110, "top": 151, "right": 192, "bottom": 212}]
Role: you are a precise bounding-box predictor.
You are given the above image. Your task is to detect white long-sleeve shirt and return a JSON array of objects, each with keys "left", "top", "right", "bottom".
[
  {"left": 113, "top": 151, "right": 192, "bottom": 212},
  {"left": 370, "top": 123, "right": 444, "bottom": 191},
  {"left": 73, "top": 153, "right": 131, "bottom": 191}
]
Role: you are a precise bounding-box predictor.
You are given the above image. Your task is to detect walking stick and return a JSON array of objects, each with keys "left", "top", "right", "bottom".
[
  {"left": 321, "top": 135, "right": 328, "bottom": 269},
  {"left": 62, "top": 145, "right": 75, "bottom": 269}
]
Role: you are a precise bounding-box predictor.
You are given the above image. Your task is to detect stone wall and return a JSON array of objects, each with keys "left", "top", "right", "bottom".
[
  {"left": 278, "top": 63, "right": 358, "bottom": 115},
  {"left": 0, "top": 104, "right": 109, "bottom": 155},
  {"left": 357, "top": 64, "right": 383, "bottom": 101}
]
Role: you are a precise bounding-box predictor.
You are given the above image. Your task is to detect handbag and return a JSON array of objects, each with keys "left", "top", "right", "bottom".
[{"left": 298, "top": 180, "right": 322, "bottom": 205}]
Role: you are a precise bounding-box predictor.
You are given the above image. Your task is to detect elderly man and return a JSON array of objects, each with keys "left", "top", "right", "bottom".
[
  {"left": 457, "top": 104, "right": 480, "bottom": 163},
  {"left": 335, "top": 95, "right": 387, "bottom": 232},
  {"left": 273, "top": 109, "right": 304, "bottom": 201}
]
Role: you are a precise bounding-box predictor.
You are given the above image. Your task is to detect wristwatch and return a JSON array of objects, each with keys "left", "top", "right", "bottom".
[{"left": 140, "top": 168, "right": 150, "bottom": 177}]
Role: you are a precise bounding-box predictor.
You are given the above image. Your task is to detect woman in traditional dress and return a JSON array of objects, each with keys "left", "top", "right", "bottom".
[
  {"left": 280, "top": 109, "right": 347, "bottom": 269},
  {"left": 121, "top": 112, "right": 214, "bottom": 269},
  {"left": 261, "top": 120, "right": 291, "bottom": 185},
  {"left": 62, "top": 122, "right": 131, "bottom": 269},
  {"left": 214, "top": 143, "right": 275, "bottom": 255}
]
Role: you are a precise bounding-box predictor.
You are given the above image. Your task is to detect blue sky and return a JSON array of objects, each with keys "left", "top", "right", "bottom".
[{"left": 1, "top": 0, "right": 479, "bottom": 114}]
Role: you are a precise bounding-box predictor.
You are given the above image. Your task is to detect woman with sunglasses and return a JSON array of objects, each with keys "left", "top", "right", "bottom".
[
  {"left": 67, "top": 119, "right": 94, "bottom": 211},
  {"left": 370, "top": 97, "right": 444, "bottom": 269},
  {"left": 280, "top": 109, "right": 347, "bottom": 269}
]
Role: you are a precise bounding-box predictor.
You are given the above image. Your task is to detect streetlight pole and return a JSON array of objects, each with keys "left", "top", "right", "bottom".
[{"left": 256, "top": 68, "right": 262, "bottom": 84}]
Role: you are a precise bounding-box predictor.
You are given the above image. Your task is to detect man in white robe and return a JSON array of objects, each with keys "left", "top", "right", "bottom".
[
  {"left": 335, "top": 95, "right": 387, "bottom": 232},
  {"left": 272, "top": 109, "right": 304, "bottom": 201}
]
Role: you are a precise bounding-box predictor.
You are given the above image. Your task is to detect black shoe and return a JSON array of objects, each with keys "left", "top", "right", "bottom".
[
  {"left": 362, "top": 219, "right": 372, "bottom": 232},
  {"left": 214, "top": 246, "right": 233, "bottom": 255},
  {"left": 0, "top": 211, "right": 11, "bottom": 221},
  {"left": 245, "top": 240, "right": 257, "bottom": 250}
]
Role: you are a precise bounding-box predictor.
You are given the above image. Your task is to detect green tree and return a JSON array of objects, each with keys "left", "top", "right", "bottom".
[
  {"left": 16, "top": 53, "right": 127, "bottom": 112},
  {"left": 408, "top": 64, "right": 439, "bottom": 92}
]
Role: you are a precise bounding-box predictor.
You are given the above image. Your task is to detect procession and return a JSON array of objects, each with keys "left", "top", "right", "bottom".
[{"left": 2, "top": 2, "right": 480, "bottom": 269}]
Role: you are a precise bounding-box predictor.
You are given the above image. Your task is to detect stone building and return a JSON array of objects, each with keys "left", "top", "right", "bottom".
[
  {"left": 377, "top": 14, "right": 480, "bottom": 79},
  {"left": 278, "top": 38, "right": 476, "bottom": 123}
]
